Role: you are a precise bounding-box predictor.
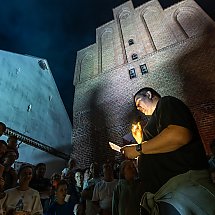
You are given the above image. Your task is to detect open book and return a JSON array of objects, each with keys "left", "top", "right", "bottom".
[{"left": 109, "top": 141, "right": 121, "bottom": 152}]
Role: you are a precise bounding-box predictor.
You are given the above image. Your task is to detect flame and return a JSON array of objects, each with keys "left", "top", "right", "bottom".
[{"left": 132, "top": 121, "right": 142, "bottom": 130}]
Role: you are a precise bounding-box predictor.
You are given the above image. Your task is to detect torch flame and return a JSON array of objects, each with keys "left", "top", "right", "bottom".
[{"left": 132, "top": 121, "right": 142, "bottom": 130}]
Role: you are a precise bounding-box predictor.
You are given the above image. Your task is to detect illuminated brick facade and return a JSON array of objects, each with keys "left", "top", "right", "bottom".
[{"left": 73, "top": 0, "right": 215, "bottom": 168}]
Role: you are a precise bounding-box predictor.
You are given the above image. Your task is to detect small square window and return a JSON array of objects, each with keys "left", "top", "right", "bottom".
[
  {"left": 140, "top": 64, "right": 148, "bottom": 75},
  {"left": 128, "top": 39, "right": 134, "bottom": 46},
  {"left": 129, "top": 68, "right": 136, "bottom": 79},
  {"left": 132, "top": 53, "right": 138, "bottom": 60}
]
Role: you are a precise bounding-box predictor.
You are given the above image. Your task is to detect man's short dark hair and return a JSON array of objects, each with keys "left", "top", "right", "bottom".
[{"left": 134, "top": 87, "right": 161, "bottom": 100}]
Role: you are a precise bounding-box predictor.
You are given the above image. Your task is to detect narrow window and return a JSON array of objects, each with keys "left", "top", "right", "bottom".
[
  {"left": 140, "top": 64, "right": 148, "bottom": 75},
  {"left": 128, "top": 39, "right": 134, "bottom": 46},
  {"left": 129, "top": 68, "right": 136, "bottom": 79},
  {"left": 132, "top": 53, "right": 138, "bottom": 60}
]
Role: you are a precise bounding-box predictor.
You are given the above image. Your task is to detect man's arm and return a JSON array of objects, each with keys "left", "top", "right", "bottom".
[
  {"left": 141, "top": 125, "right": 192, "bottom": 154},
  {"left": 121, "top": 125, "right": 192, "bottom": 159}
]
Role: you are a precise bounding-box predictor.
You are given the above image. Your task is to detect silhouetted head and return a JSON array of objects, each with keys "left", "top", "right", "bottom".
[
  {"left": 0, "top": 122, "right": 6, "bottom": 136},
  {"left": 134, "top": 87, "right": 161, "bottom": 116},
  {"left": 55, "top": 179, "right": 68, "bottom": 202},
  {"left": 119, "top": 160, "right": 137, "bottom": 181},
  {"left": 0, "top": 140, "right": 7, "bottom": 157},
  {"left": 34, "top": 163, "right": 46, "bottom": 178},
  {"left": 7, "top": 135, "right": 17, "bottom": 148}
]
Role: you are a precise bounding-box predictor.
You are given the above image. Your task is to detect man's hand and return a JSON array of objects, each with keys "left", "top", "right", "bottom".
[
  {"left": 120, "top": 144, "right": 140, "bottom": 159},
  {"left": 132, "top": 122, "right": 143, "bottom": 144}
]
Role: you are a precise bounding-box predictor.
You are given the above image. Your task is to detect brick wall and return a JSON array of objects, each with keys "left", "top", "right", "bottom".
[{"left": 72, "top": 0, "right": 215, "bottom": 168}]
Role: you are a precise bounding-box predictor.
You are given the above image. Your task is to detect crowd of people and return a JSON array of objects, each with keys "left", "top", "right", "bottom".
[{"left": 0, "top": 87, "right": 215, "bottom": 215}]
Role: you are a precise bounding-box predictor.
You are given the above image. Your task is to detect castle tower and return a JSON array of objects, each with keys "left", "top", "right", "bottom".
[{"left": 73, "top": 0, "right": 215, "bottom": 168}]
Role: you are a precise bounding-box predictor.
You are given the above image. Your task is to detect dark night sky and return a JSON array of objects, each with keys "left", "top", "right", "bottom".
[{"left": 0, "top": 0, "right": 214, "bottom": 121}]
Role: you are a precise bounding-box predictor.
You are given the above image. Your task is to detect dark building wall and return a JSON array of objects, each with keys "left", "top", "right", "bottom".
[{"left": 72, "top": 0, "right": 215, "bottom": 168}]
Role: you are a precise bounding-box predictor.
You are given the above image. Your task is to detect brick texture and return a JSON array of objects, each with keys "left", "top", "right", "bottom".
[{"left": 72, "top": 0, "right": 215, "bottom": 168}]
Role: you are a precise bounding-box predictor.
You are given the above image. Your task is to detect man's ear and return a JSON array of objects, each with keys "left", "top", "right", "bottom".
[{"left": 146, "top": 91, "right": 152, "bottom": 99}]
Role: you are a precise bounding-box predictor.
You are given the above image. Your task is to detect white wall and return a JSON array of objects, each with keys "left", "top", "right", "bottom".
[{"left": 0, "top": 50, "right": 72, "bottom": 176}]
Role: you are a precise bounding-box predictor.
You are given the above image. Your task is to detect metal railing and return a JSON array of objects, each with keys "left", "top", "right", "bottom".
[{"left": 5, "top": 127, "right": 70, "bottom": 160}]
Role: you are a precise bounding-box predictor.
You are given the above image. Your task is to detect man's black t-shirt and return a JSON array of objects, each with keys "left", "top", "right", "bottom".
[{"left": 138, "top": 96, "right": 208, "bottom": 193}]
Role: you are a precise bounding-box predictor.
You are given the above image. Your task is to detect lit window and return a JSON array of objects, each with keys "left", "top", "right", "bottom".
[
  {"left": 132, "top": 53, "right": 138, "bottom": 60},
  {"left": 140, "top": 64, "right": 148, "bottom": 75},
  {"left": 128, "top": 39, "right": 134, "bottom": 45},
  {"left": 129, "top": 68, "right": 136, "bottom": 79}
]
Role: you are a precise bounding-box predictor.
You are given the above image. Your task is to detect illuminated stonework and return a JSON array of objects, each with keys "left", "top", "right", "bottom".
[{"left": 73, "top": 0, "right": 215, "bottom": 167}]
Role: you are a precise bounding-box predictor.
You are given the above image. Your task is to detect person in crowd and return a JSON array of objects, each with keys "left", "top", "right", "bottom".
[
  {"left": 0, "top": 140, "right": 7, "bottom": 164},
  {"left": 2, "top": 149, "right": 18, "bottom": 190},
  {"left": 63, "top": 168, "right": 80, "bottom": 214},
  {"left": 43, "top": 173, "right": 62, "bottom": 214},
  {"left": 0, "top": 140, "right": 6, "bottom": 201},
  {"left": 112, "top": 162, "right": 120, "bottom": 180},
  {"left": 208, "top": 139, "right": 215, "bottom": 168},
  {"left": 2, "top": 163, "right": 43, "bottom": 214},
  {"left": 82, "top": 162, "right": 101, "bottom": 215},
  {"left": 0, "top": 122, "right": 6, "bottom": 137},
  {"left": 112, "top": 160, "right": 143, "bottom": 215},
  {"left": 73, "top": 203, "right": 85, "bottom": 215},
  {"left": 50, "top": 172, "right": 61, "bottom": 190},
  {"left": 0, "top": 164, "right": 5, "bottom": 201},
  {"left": 83, "top": 168, "right": 90, "bottom": 190},
  {"left": 61, "top": 158, "right": 76, "bottom": 180},
  {"left": 29, "top": 163, "right": 51, "bottom": 213},
  {"left": 45, "top": 179, "right": 76, "bottom": 215},
  {"left": 121, "top": 87, "right": 215, "bottom": 214},
  {"left": 92, "top": 163, "right": 118, "bottom": 215},
  {"left": 7, "top": 135, "right": 19, "bottom": 159},
  {"left": 74, "top": 169, "right": 85, "bottom": 215},
  {"left": 74, "top": 169, "right": 84, "bottom": 194}
]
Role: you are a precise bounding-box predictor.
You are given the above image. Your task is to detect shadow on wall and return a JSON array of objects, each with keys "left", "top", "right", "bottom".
[
  {"left": 88, "top": 87, "right": 116, "bottom": 167},
  {"left": 38, "top": 142, "right": 72, "bottom": 162},
  {"left": 123, "top": 105, "right": 148, "bottom": 145},
  {"left": 44, "top": 159, "right": 66, "bottom": 177},
  {"left": 56, "top": 143, "right": 73, "bottom": 156},
  {"left": 177, "top": 26, "right": 215, "bottom": 154},
  {"left": 17, "top": 148, "right": 67, "bottom": 178}
]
